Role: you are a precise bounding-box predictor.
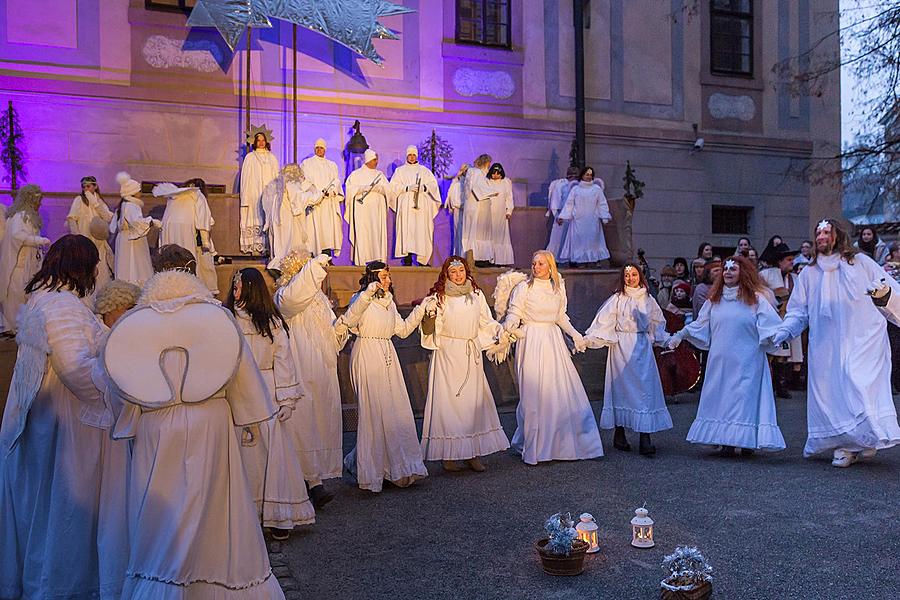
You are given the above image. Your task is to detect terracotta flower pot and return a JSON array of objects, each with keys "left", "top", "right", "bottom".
[
  {"left": 660, "top": 579, "right": 712, "bottom": 600},
  {"left": 535, "top": 538, "right": 589, "bottom": 576}
]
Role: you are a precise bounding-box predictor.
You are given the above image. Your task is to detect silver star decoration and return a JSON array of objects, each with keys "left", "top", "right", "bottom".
[
  {"left": 189, "top": 0, "right": 413, "bottom": 64},
  {"left": 817, "top": 219, "right": 832, "bottom": 232},
  {"left": 724, "top": 259, "right": 736, "bottom": 270}
]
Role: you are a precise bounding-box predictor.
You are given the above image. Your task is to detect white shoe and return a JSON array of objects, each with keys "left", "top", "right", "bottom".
[
  {"left": 858, "top": 448, "right": 877, "bottom": 461},
  {"left": 831, "top": 449, "right": 858, "bottom": 468}
]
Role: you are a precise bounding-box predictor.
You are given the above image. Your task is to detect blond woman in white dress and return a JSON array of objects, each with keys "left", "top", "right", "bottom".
[
  {"left": 66, "top": 176, "right": 114, "bottom": 293},
  {"left": 0, "top": 185, "right": 49, "bottom": 332}
]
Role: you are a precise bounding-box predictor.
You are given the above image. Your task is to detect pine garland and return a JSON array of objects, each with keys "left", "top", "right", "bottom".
[
  {"left": 416, "top": 130, "right": 453, "bottom": 179},
  {"left": 0, "top": 101, "right": 26, "bottom": 190}
]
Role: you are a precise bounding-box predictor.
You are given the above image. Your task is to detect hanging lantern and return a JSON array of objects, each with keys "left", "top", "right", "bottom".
[
  {"left": 630, "top": 507, "right": 655, "bottom": 548},
  {"left": 345, "top": 119, "right": 369, "bottom": 175},
  {"left": 575, "top": 513, "right": 600, "bottom": 554}
]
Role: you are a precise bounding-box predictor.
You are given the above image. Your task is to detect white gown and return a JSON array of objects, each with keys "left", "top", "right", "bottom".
[
  {"left": 779, "top": 253, "right": 900, "bottom": 456},
  {"left": 546, "top": 179, "right": 571, "bottom": 258},
  {"left": 678, "top": 288, "right": 787, "bottom": 450},
  {"left": 345, "top": 165, "right": 392, "bottom": 265},
  {"left": 340, "top": 291, "right": 429, "bottom": 491},
  {"left": 419, "top": 289, "right": 510, "bottom": 460},
  {"left": 240, "top": 149, "right": 279, "bottom": 254},
  {"left": 67, "top": 192, "right": 114, "bottom": 292},
  {"left": 446, "top": 174, "right": 464, "bottom": 256},
  {"left": 111, "top": 199, "right": 154, "bottom": 286},
  {"left": 390, "top": 163, "right": 441, "bottom": 264},
  {"left": 487, "top": 178, "right": 515, "bottom": 265},
  {"left": 160, "top": 189, "right": 218, "bottom": 293},
  {"left": 505, "top": 278, "right": 604, "bottom": 464},
  {"left": 0, "top": 212, "right": 44, "bottom": 331},
  {"left": 234, "top": 310, "right": 315, "bottom": 528},
  {"left": 585, "top": 287, "right": 673, "bottom": 433},
  {"left": 263, "top": 178, "right": 319, "bottom": 269},
  {"left": 300, "top": 155, "right": 344, "bottom": 255},
  {"left": 559, "top": 181, "right": 611, "bottom": 263},
  {"left": 0, "top": 288, "right": 128, "bottom": 600},
  {"left": 274, "top": 259, "right": 346, "bottom": 485},
  {"left": 460, "top": 169, "right": 494, "bottom": 261}
]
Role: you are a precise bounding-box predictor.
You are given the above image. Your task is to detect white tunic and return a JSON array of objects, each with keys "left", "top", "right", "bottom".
[
  {"left": 160, "top": 189, "right": 218, "bottom": 293},
  {"left": 390, "top": 162, "right": 441, "bottom": 263},
  {"left": 460, "top": 168, "right": 494, "bottom": 261},
  {"left": 758, "top": 267, "right": 803, "bottom": 362},
  {"left": 263, "top": 178, "right": 319, "bottom": 269},
  {"left": 0, "top": 212, "right": 44, "bottom": 331},
  {"left": 300, "top": 155, "right": 344, "bottom": 255},
  {"left": 111, "top": 199, "right": 154, "bottom": 287},
  {"left": 505, "top": 278, "right": 604, "bottom": 464},
  {"left": 240, "top": 149, "right": 279, "bottom": 254},
  {"left": 678, "top": 288, "right": 787, "bottom": 450},
  {"left": 446, "top": 174, "right": 464, "bottom": 256},
  {"left": 779, "top": 253, "right": 900, "bottom": 456},
  {"left": 340, "top": 291, "right": 429, "bottom": 491},
  {"left": 585, "top": 287, "right": 673, "bottom": 432},
  {"left": 487, "top": 178, "right": 515, "bottom": 265},
  {"left": 67, "top": 192, "right": 114, "bottom": 291},
  {"left": 546, "top": 179, "right": 572, "bottom": 258},
  {"left": 233, "top": 310, "right": 315, "bottom": 528},
  {"left": 559, "top": 182, "right": 611, "bottom": 263},
  {"left": 344, "top": 165, "right": 392, "bottom": 265},
  {"left": 0, "top": 288, "right": 128, "bottom": 600},
  {"left": 419, "top": 290, "right": 510, "bottom": 460},
  {"left": 274, "top": 259, "right": 346, "bottom": 484}
]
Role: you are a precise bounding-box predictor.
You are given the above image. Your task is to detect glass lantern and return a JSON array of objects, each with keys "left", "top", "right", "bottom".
[
  {"left": 630, "top": 507, "right": 655, "bottom": 548},
  {"left": 575, "top": 513, "right": 600, "bottom": 554}
]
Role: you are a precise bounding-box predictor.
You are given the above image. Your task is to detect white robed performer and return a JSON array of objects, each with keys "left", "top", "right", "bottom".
[
  {"left": 0, "top": 185, "right": 49, "bottom": 332},
  {"left": 772, "top": 219, "right": 900, "bottom": 467},
  {"left": 67, "top": 176, "right": 114, "bottom": 294},
  {"left": 111, "top": 172, "right": 159, "bottom": 287},
  {"left": 584, "top": 263, "right": 673, "bottom": 456},
  {"left": 335, "top": 262, "right": 429, "bottom": 492},
  {"left": 225, "top": 268, "right": 315, "bottom": 538},
  {"left": 345, "top": 149, "right": 392, "bottom": 265},
  {"left": 499, "top": 251, "right": 604, "bottom": 465},
  {"left": 460, "top": 154, "right": 496, "bottom": 264},
  {"left": 153, "top": 182, "right": 219, "bottom": 293},
  {"left": 262, "top": 163, "right": 320, "bottom": 269},
  {"left": 103, "top": 269, "right": 284, "bottom": 599},
  {"left": 240, "top": 127, "right": 279, "bottom": 254},
  {"left": 300, "top": 138, "right": 344, "bottom": 256},
  {"left": 446, "top": 164, "right": 468, "bottom": 256},
  {"left": 274, "top": 252, "right": 347, "bottom": 507},
  {"left": 419, "top": 256, "right": 510, "bottom": 471},
  {"left": 486, "top": 163, "right": 515, "bottom": 266},
  {"left": 390, "top": 145, "right": 441, "bottom": 266},
  {"left": 0, "top": 236, "right": 128, "bottom": 600},
  {"left": 669, "top": 257, "right": 786, "bottom": 454},
  {"left": 558, "top": 166, "right": 611, "bottom": 265},
  {"left": 546, "top": 166, "right": 579, "bottom": 258}
]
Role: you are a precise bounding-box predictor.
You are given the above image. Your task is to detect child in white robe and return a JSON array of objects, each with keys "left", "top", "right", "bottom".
[{"left": 111, "top": 172, "right": 159, "bottom": 286}]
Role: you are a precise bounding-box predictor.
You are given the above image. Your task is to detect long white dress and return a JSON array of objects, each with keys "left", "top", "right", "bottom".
[
  {"left": 447, "top": 173, "right": 465, "bottom": 256},
  {"left": 108, "top": 273, "right": 284, "bottom": 599},
  {"left": 419, "top": 289, "right": 510, "bottom": 460},
  {"left": 274, "top": 258, "right": 346, "bottom": 485},
  {"left": 546, "top": 179, "right": 572, "bottom": 258},
  {"left": 390, "top": 162, "right": 441, "bottom": 264},
  {"left": 0, "top": 288, "right": 128, "bottom": 600},
  {"left": 559, "top": 181, "right": 611, "bottom": 263},
  {"left": 677, "top": 287, "right": 787, "bottom": 450},
  {"left": 160, "top": 189, "right": 218, "bottom": 293},
  {"left": 300, "top": 155, "right": 344, "bottom": 255},
  {"left": 340, "top": 290, "right": 429, "bottom": 491},
  {"left": 778, "top": 253, "right": 900, "bottom": 456},
  {"left": 487, "top": 178, "right": 515, "bottom": 265},
  {"left": 0, "top": 211, "right": 45, "bottom": 331},
  {"left": 240, "top": 149, "right": 279, "bottom": 254},
  {"left": 345, "top": 165, "right": 392, "bottom": 265},
  {"left": 585, "top": 287, "right": 674, "bottom": 433},
  {"left": 263, "top": 177, "right": 319, "bottom": 269},
  {"left": 460, "top": 168, "right": 494, "bottom": 261},
  {"left": 67, "top": 192, "right": 114, "bottom": 292},
  {"left": 111, "top": 199, "right": 154, "bottom": 286},
  {"left": 504, "top": 278, "right": 603, "bottom": 464}
]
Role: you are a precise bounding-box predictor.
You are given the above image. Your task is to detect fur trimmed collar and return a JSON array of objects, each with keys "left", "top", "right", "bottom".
[{"left": 139, "top": 270, "right": 217, "bottom": 313}]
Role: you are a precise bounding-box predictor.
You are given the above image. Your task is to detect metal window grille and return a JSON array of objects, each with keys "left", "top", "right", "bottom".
[
  {"left": 711, "top": 205, "right": 751, "bottom": 235},
  {"left": 710, "top": 0, "right": 753, "bottom": 76},
  {"left": 456, "top": 0, "right": 511, "bottom": 48}
]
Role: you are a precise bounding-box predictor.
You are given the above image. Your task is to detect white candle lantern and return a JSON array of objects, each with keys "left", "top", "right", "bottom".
[
  {"left": 630, "top": 507, "right": 655, "bottom": 548},
  {"left": 575, "top": 513, "right": 600, "bottom": 553}
]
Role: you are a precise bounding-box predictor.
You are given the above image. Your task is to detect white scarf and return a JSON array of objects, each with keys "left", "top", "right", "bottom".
[
  {"left": 722, "top": 285, "right": 739, "bottom": 301},
  {"left": 815, "top": 253, "right": 860, "bottom": 319}
]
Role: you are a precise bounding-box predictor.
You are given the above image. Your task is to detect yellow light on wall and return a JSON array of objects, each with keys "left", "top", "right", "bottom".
[
  {"left": 575, "top": 513, "right": 600, "bottom": 554},
  {"left": 630, "top": 507, "right": 655, "bottom": 548}
]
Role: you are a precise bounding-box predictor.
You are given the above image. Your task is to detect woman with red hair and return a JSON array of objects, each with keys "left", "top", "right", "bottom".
[
  {"left": 668, "top": 256, "right": 786, "bottom": 456},
  {"left": 418, "top": 256, "right": 510, "bottom": 472}
]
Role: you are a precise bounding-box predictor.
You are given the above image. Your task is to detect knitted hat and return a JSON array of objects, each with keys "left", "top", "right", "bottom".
[
  {"left": 673, "top": 281, "right": 691, "bottom": 296},
  {"left": 405, "top": 145, "right": 418, "bottom": 157},
  {"left": 314, "top": 138, "right": 327, "bottom": 150},
  {"left": 364, "top": 149, "right": 377, "bottom": 164},
  {"left": 116, "top": 172, "right": 141, "bottom": 198}
]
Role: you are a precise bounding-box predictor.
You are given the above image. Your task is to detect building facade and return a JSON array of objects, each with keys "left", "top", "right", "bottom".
[{"left": 0, "top": 0, "right": 840, "bottom": 267}]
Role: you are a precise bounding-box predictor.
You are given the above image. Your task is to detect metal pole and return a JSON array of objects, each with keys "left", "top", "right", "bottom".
[
  {"left": 292, "top": 23, "right": 298, "bottom": 164},
  {"left": 573, "top": 0, "right": 586, "bottom": 168},
  {"left": 245, "top": 27, "right": 252, "bottom": 140}
]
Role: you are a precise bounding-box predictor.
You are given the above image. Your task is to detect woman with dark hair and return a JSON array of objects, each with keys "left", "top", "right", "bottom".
[
  {"left": 758, "top": 235, "right": 784, "bottom": 269},
  {"left": 669, "top": 256, "right": 786, "bottom": 456},
  {"left": 240, "top": 130, "right": 279, "bottom": 254},
  {"left": 67, "top": 176, "right": 114, "bottom": 294},
  {"left": 225, "top": 268, "right": 313, "bottom": 539},
  {"left": 334, "top": 261, "right": 430, "bottom": 491},
  {"left": 735, "top": 237, "right": 752, "bottom": 257},
  {"left": 697, "top": 242, "right": 713, "bottom": 261},
  {"left": 486, "top": 162, "right": 515, "bottom": 266},
  {"left": 0, "top": 234, "right": 129, "bottom": 598},
  {"left": 0, "top": 184, "right": 50, "bottom": 332},
  {"left": 418, "top": 256, "right": 510, "bottom": 472},
  {"left": 558, "top": 166, "right": 612, "bottom": 266},
  {"left": 584, "top": 263, "right": 673, "bottom": 456},
  {"left": 672, "top": 257, "right": 689, "bottom": 283},
  {"left": 854, "top": 226, "right": 889, "bottom": 264}
]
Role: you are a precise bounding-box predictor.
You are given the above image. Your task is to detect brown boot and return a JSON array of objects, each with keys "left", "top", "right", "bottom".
[
  {"left": 465, "top": 457, "right": 486, "bottom": 472},
  {"left": 442, "top": 460, "right": 463, "bottom": 472}
]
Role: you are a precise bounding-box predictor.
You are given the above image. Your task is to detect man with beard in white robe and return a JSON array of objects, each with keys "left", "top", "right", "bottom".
[
  {"left": 300, "top": 138, "right": 344, "bottom": 257},
  {"left": 773, "top": 219, "right": 900, "bottom": 467},
  {"left": 390, "top": 145, "right": 441, "bottom": 266},
  {"left": 262, "top": 164, "right": 320, "bottom": 269},
  {"left": 460, "top": 154, "right": 496, "bottom": 267},
  {"left": 345, "top": 149, "right": 392, "bottom": 265},
  {"left": 240, "top": 130, "right": 279, "bottom": 255}
]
